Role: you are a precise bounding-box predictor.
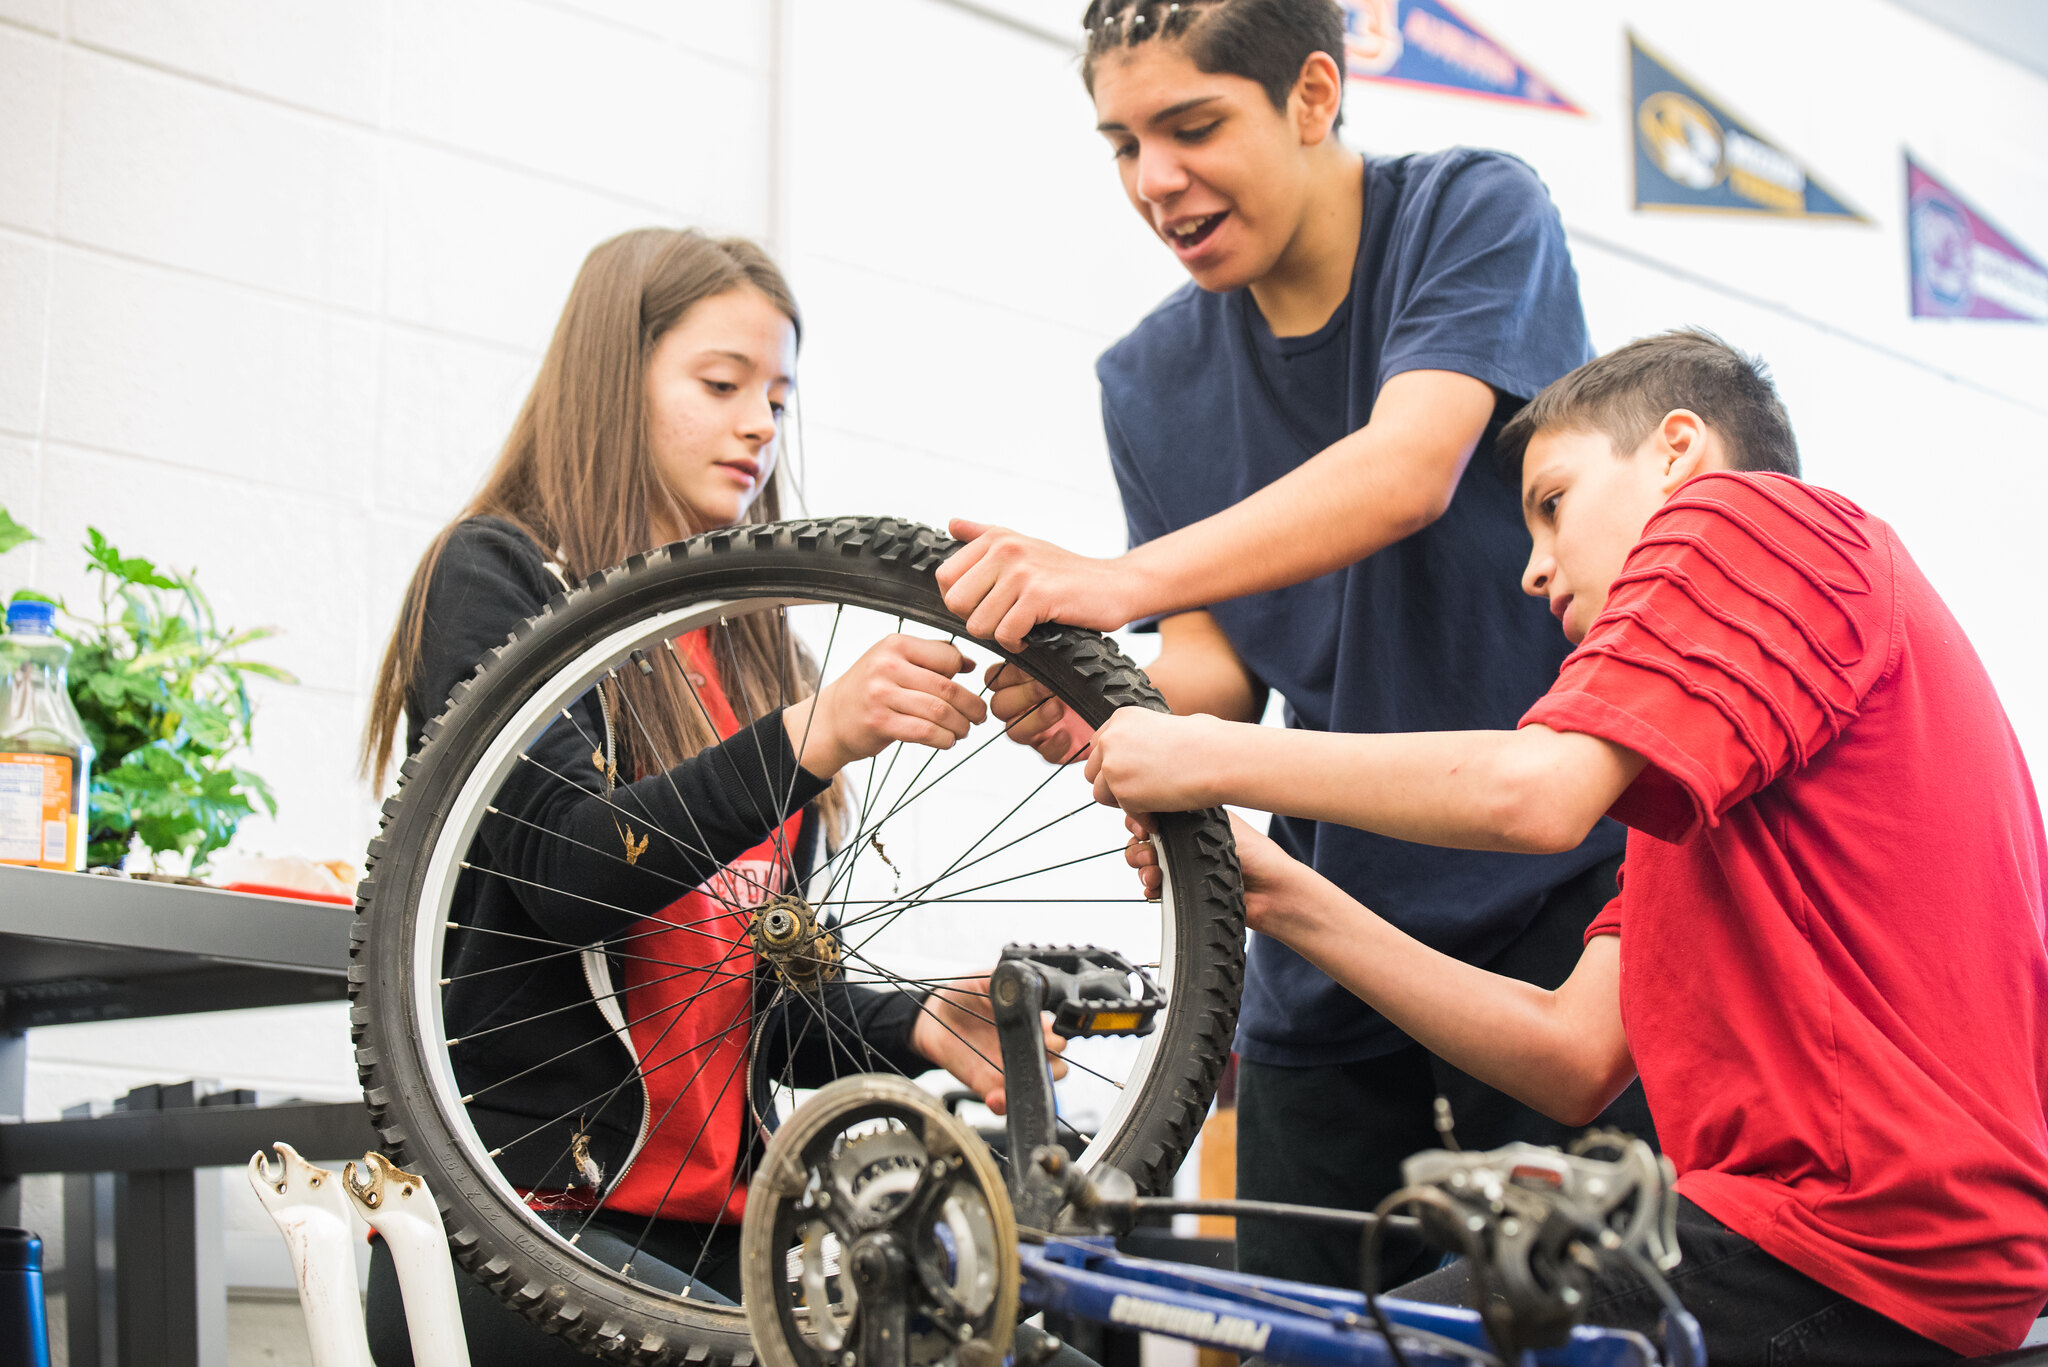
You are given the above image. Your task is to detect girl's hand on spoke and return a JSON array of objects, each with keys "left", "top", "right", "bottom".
[
  {"left": 911, "top": 975, "right": 1067, "bottom": 1116},
  {"left": 785, "top": 635, "right": 987, "bottom": 777},
  {"left": 1084, "top": 707, "right": 1227, "bottom": 813},
  {"left": 984, "top": 662, "right": 1095, "bottom": 765}
]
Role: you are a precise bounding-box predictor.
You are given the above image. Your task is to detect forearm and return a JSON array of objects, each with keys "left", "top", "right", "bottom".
[
  {"left": 1116, "top": 371, "right": 1492, "bottom": 621},
  {"left": 1268, "top": 875, "right": 1631, "bottom": 1124},
  {"left": 1201, "top": 723, "right": 1633, "bottom": 854},
  {"left": 1123, "top": 445, "right": 1429, "bottom": 619},
  {"left": 1143, "top": 616, "right": 1264, "bottom": 722}
]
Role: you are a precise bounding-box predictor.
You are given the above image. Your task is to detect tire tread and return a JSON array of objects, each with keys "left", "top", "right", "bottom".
[{"left": 349, "top": 516, "right": 1243, "bottom": 1363}]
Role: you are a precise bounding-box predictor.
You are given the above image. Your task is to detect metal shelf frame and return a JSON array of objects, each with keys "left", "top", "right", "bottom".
[{"left": 0, "top": 864, "right": 369, "bottom": 1367}]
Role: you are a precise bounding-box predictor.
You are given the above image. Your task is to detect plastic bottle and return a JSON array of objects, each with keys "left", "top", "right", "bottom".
[{"left": 0, "top": 600, "right": 95, "bottom": 870}]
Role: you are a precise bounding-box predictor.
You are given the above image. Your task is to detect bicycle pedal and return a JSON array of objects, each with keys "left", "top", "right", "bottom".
[{"left": 998, "top": 944, "right": 1165, "bottom": 1038}]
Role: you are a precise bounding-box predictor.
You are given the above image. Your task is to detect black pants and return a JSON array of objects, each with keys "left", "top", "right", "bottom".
[
  {"left": 1235, "top": 854, "right": 1655, "bottom": 1291},
  {"left": 1392, "top": 1197, "right": 1957, "bottom": 1366}
]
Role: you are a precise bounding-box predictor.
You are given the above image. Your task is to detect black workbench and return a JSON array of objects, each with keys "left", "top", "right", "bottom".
[{"left": 0, "top": 864, "right": 378, "bottom": 1367}]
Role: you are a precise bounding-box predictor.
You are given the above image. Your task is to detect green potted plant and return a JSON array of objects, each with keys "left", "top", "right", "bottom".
[{"left": 1, "top": 506, "right": 294, "bottom": 871}]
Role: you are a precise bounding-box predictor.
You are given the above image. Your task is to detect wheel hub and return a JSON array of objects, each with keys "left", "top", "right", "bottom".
[{"left": 752, "top": 894, "right": 842, "bottom": 992}]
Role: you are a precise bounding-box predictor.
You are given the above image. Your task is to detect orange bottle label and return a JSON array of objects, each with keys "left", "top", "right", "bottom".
[{"left": 0, "top": 752, "right": 75, "bottom": 869}]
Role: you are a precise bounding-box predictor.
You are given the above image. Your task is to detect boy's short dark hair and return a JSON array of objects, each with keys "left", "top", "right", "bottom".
[
  {"left": 1498, "top": 329, "right": 1800, "bottom": 480},
  {"left": 1081, "top": 0, "right": 1347, "bottom": 126}
]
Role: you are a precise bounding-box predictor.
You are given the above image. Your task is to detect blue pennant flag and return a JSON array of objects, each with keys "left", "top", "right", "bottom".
[
  {"left": 1345, "top": 1, "right": 1581, "bottom": 114},
  {"left": 1630, "top": 32, "right": 1866, "bottom": 221}
]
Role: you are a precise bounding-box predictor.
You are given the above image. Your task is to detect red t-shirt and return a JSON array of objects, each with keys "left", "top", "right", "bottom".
[
  {"left": 605, "top": 630, "right": 799, "bottom": 1224},
  {"left": 1523, "top": 472, "right": 2048, "bottom": 1353}
]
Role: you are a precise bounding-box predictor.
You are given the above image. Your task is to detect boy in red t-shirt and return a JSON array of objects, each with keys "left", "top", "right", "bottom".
[{"left": 1091, "top": 330, "right": 2048, "bottom": 1360}]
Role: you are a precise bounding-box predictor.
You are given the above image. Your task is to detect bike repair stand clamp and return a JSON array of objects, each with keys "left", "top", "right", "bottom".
[{"left": 989, "top": 944, "right": 1164, "bottom": 1233}]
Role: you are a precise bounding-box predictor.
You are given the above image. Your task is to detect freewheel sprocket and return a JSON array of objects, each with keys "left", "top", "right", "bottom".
[{"left": 741, "top": 1076, "right": 1019, "bottom": 1367}]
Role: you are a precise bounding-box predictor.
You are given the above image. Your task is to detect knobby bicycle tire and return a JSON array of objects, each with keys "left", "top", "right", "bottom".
[{"left": 349, "top": 517, "right": 1243, "bottom": 1364}]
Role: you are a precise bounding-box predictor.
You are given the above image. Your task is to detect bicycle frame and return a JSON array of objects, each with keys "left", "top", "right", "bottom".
[
  {"left": 989, "top": 948, "right": 1705, "bottom": 1367},
  {"left": 1019, "top": 1237, "right": 1675, "bottom": 1367}
]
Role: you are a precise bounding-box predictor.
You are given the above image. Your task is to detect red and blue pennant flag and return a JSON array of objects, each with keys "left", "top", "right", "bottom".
[
  {"left": 1630, "top": 32, "right": 1865, "bottom": 222},
  {"left": 1344, "top": 1, "right": 1580, "bottom": 114},
  {"left": 1907, "top": 155, "right": 2048, "bottom": 323}
]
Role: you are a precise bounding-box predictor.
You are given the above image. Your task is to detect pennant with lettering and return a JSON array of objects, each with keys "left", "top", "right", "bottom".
[
  {"left": 1630, "top": 32, "right": 1865, "bottom": 221},
  {"left": 1907, "top": 155, "right": 2048, "bottom": 322},
  {"left": 1344, "top": 1, "right": 1580, "bottom": 114}
]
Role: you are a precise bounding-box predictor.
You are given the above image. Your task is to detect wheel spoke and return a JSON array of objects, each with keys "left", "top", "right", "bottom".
[
  {"left": 462, "top": 935, "right": 755, "bottom": 1110},
  {"left": 448, "top": 956, "right": 753, "bottom": 1049},
  {"left": 832, "top": 940, "right": 1130, "bottom": 1095},
  {"left": 712, "top": 615, "right": 805, "bottom": 886},
  {"left": 811, "top": 685, "right": 1062, "bottom": 899},
  {"left": 510, "top": 747, "right": 767, "bottom": 914},
  {"left": 610, "top": 994, "right": 760, "bottom": 1276},
  {"left": 835, "top": 843, "right": 1131, "bottom": 950},
  {"left": 661, "top": 625, "right": 797, "bottom": 899},
  {"left": 776, "top": 605, "right": 841, "bottom": 828},
  {"left": 482, "top": 957, "right": 759, "bottom": 1162},
  {"left": 457, "top": 861, "right": 754, "bottom": 948},
  {"left": 562, "top": 687, "right": 777, "bottom": 912},
  {"left": 365, "top": 572, "right": 1233, "bottom": 1337},
  {"left": 815, "top": 796, "right": 1097, "bottom": 934}
]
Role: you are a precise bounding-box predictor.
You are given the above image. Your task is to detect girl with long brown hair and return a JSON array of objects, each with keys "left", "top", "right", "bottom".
[{"left": 358, "top": 228, "right": 1049, "bottom": 1362}]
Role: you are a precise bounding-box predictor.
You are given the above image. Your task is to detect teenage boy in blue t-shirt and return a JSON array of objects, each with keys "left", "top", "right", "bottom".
[{"left": 936, "top": 0, "right": 1645, "bottom": 1289}]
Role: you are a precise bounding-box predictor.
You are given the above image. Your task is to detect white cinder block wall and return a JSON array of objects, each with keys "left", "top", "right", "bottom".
[
  {"left": 1, "top": 0, "right": 2044, "bottom": 1320},
  {"left": 0, "top": 0, "right": 805, "bottom": 1121}
]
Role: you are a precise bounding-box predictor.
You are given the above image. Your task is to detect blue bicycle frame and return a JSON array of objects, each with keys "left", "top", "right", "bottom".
[
  {"left": 986, "top": 949, "right": 1706, "bottom": 1367},
  {"left": 1018, "top": 1237, "right": 1700, "bottom": 1367}
]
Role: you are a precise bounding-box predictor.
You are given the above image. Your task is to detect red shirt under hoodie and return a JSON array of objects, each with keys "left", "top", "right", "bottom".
[
  {"left": 605, "top": 629, "right": 799, "bottom": 1224},
  {"left": 1522, "top": 472, "right": 2048, "bottom": 1353}
]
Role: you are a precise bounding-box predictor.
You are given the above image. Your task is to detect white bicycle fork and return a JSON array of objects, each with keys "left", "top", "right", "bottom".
[{"left": 248, "top": 1144, "right": 473, "bottom": 1367}]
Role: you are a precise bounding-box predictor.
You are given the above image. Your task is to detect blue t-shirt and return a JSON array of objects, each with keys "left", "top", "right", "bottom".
[{"left": 1099, "top": 148, "right": 1627, "bottom": 1067}]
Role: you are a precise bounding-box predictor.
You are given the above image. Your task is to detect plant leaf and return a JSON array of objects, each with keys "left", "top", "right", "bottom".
[
  {"left": 63, "top": 528, "right": 294, "bottom": 865},
  {"left": 0, "top": 507, "right": 35, "bottom": 556},
  {"left": 86, "top": 527, "right": 181, "bottom": 591}
]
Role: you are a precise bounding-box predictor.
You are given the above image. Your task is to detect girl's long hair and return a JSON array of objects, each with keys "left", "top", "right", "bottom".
[{"left": 361, "top": 228, "right": 846, "bottom": 840}]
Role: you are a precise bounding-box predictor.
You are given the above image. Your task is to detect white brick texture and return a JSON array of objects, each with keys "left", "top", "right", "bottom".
[
  {"left": 382, "top": 139, "right": 679, "bottom": 350},
  {"left": 0, "top": 237, "right": 50, "bottom": 436},
  {"left": 0, "top": 25, "right": 60, "bottom": 234},
  {"left": 35, "top": 442, "right": 371, "bottom": 694},
  {"left": 392, "top": 0, "right": 770, "bottom": 216},
  {"left": 0, "top": 0, "right": 59, "bottom": 35},
  {"left": 57, "top": 46, "right": 383, "bottom": 310},
  {"left": 42, "top": 250, "right": 380, "bottom": 493},
  {"left": 375, "top": 328, "right": 535, "bottom": 517},
  {"left": 68, "top": 0, "right": 389, "bottom": 124}
]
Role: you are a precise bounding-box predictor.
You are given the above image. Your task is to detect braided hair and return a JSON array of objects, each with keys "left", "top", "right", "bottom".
[{"left": 1080, "top": 0, "right": 1347, "bottom": 125}]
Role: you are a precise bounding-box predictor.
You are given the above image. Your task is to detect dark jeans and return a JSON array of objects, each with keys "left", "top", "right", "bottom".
[
  {"left": 1235, "top": 854, "right": 1655, "bottom": 1291},
  {"left": 1393, "top": 1197, "right": 1957, "bottom": 1366}
]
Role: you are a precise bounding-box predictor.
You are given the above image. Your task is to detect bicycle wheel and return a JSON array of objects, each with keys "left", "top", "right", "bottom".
[{"left": 350, "top": 517, "right": 1243, "bottom": 1364}]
